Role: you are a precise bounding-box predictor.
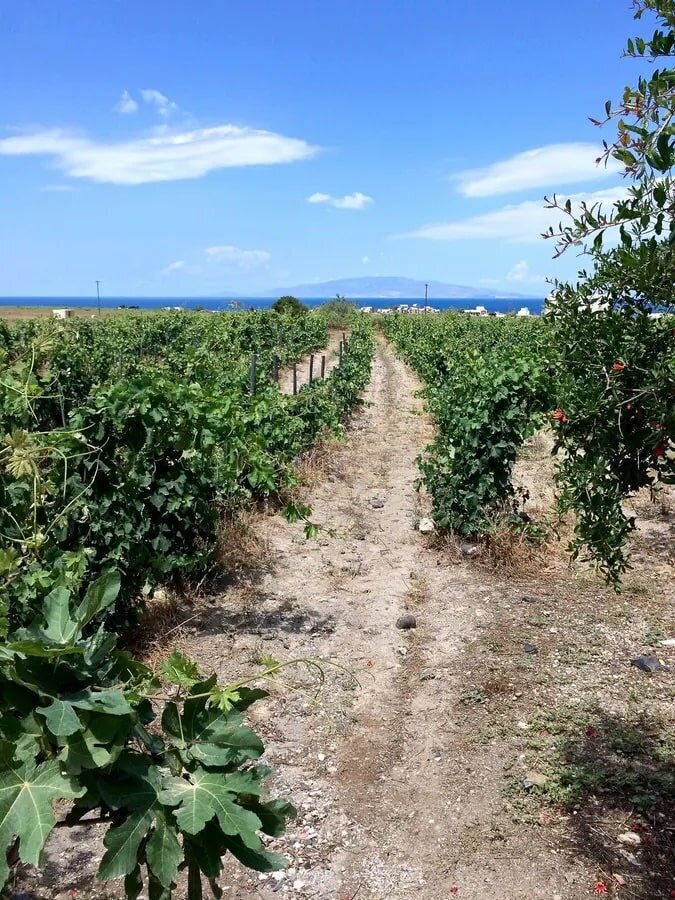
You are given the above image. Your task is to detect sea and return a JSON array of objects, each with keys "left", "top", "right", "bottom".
[{"left": 0, "top": 296, "right": 546, "bottom": 315}]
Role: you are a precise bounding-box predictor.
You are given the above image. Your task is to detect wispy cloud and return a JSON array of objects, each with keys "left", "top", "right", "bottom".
[
  {"left": 454, "top": 143, "right": 622, "bottom": 198},
  {"left": 140, "top": 88, "right": 178, "bottom": 117},
  {"left": 506, "top": 260, "right": 547, "bottom": 283},
  {"left": 0, "top": 125, "right": 320, "bottom": 185},
  {"left": 361, "top": 255, "right": 370, "bottom": 263},
  {"left": 163, "top": 260, "right": 186, "bottom": 272},
  {"left": 308, "top": 191, "right": 373, "bottom": 210},
  {"left": 115, "top": 90, "right": 139, "bottom": 115},
  {"left": 399, "top": 187, "right": 627, "bottom": 243},
  {"left": 205, "top": 245, "right": 271, "bottom": 266}
]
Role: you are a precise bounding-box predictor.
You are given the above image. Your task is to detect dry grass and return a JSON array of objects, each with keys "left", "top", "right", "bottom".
[
  {"left": 294, "top": 434, "right": 344, "bottom": 488},
  {"left": 214, "top": 509, "right": 270, "bottom": 581},
  {"left": 479, "top": 522, "right": 553, "bottom": 574},
  {"left": 404, "top": 571, "right": 430, "bottom": 607},
  {"left": 128, "top": 588, "right": 189, "bottom": 667}
]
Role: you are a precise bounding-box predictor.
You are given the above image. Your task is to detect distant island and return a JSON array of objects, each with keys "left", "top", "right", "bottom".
[{"left": 248, "top": 276, "right": 533, "bottom": 301}]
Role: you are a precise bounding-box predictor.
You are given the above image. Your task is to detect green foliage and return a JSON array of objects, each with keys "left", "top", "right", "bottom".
[
  {"left": 385, "top": 314, "right": 553, "bottom": 535},
  {"left": 547, "top": 257, "right": 674, "bottom": 581},
  {"left": 317, "top": 295, "right": 358, "bottom": 328},
  {"left": 271, "top": 295, "right": 308, "bottom": 316},
  {"left": 543, "top": 0, "right": 675, "bottom": 583},
  {"left": 1, "top": 311, "right": 373, "bottom": 626},
  {"left": 0, "top": 310, "right": 374, "bottom": 896},
  {"left": 0, "top": 572, "right": 295, "bottom": 898}
]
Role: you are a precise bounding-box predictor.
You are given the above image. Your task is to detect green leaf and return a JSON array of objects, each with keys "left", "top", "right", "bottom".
[
  {"left": 189, "top": 724, "right": 264, "bottom": 767},
  {"left": 146, "top": 811, "right": 183, "bottom": 888},
  {"left": 0, "top": 759, "right": 84, "bottom": 887},
  {"left": 3, "top": 640, "right": 84, "bottom": 659},
  {"left": 37, "top": 700, "right": 81, "bottom": 738},
  {"left": 124, "top": 866, "right": 144, "bottom": 900},
  {"left": 222, "top": 834, "right": 288, "bottom": 872},
  {"left": 41, "top": 587, "right": 78, "bottom": 645},
  {"left": 149, "top": 873, "right": 172, "bottom": 900},
  {"left": 70, "top": 689, "right": 132, "bottom": 717},
  {"left": 98, "top": 756, "right": 162, "bottom": 811},
  {"left": 75, "top": 570, "right": 121, "bottom": 628},
  {"left": 98, "top": 809, "right": 154, "bottom": 880},
  {"left": 162, "top": 651, "right": 200, "bottom": 689},
  {"left": 159, "top": 769, "right": 262, "bottom": 846},
  {"left": 59, "top": 715, "right": 132, "bottom": 773},
  {"left": 247, "top": 798, "right": 296, "bottom": 837}
]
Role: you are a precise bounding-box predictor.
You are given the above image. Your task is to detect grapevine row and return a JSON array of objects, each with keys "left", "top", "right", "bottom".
[{"left": 0, "top": 309, "right": 374, "bottom": 898}]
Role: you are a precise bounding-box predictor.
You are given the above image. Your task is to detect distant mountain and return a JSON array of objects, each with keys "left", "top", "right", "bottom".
[{"left": 252, "top": 276, "right": 532, "bottom": 300}]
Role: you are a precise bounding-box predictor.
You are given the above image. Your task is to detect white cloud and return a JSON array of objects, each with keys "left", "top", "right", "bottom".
[
  {"left": 115, "top": 90, "right": 138, "bottom": 115},
  {"left": 506, "top": 260, "right": 546, "bottom": 283},
  {"left": 400, "top": 187, "right": 627, "bottom": 244},
  {"left": 140, "top": 88, "right": 178, "bottom": 117},
  {"left": 454, "top": 143, "right": 622, "bottom": 198},
  {"left": 361, "top": 256, "right": 370, "bottom": 263},
  {"left": 162, "top": 259, "right": 201, "bottom": 275},
  {"left": 308, "top": 191, "right": 373, "bottom": 210},
  {"left": 0, "top": 125, "right": 320, "bottom": 185},
  {"left": 204, "top": 245, "right": 270, "bottom": 266}
]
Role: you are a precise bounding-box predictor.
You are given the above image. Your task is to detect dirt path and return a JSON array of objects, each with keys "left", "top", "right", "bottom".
[
  {"left": 29, "top": 334, "right": 670, "bottom": 899},
  {"left": 278, "top": 328, "right": 346, "bottom": 394},
  {"left": 187, "top": 335, "right": 603, "bottom": 899}
]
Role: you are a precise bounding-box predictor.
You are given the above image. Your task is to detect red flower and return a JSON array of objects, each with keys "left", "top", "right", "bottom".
[
  {"left": 366, "top": 659, "right": 373, "bottom": 668},
  {"left": 585, "top": 726, "right": 599, "bottom": 739},
  {"left": 611, "top": 361, "right": 626, "bottom": 372},
  {"left": 669, "top": 890, "right": 675, "bottom": 897},
  {"left": 552, "top": 408, "right": 568, "bottom": 424},
  {"left": 449, "top": 889, "right": 459, "bottom": 895},
  {"left": 594, "top": 882, "right": 608, "bottom": 894},
  {"left": 653, "top": 445, "right": 666, "bottom": 458}
]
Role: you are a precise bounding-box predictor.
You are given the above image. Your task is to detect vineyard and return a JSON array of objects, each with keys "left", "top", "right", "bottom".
[
  {"left": 3, "top": 0, "right": 675, "bottom": 896},
  {"left": 0, "top": 309, "right": 375, "bottom": 897},
  {"left": 1, "top": 301, "right": 672, "bottom": 899},
  {"left": 384, "top": 314, "right": 554, "bottom": 537}
]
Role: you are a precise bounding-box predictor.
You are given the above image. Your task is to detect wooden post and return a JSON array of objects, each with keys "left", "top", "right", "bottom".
[
  {"left": 342, "top": 331, "right": 346, "bottom": 345},
  {"left": 273, "top": 355, "right": 280, "bottom": 383},
  {"left": 249, "top": 352, "right": 257, "bottom": 394},
  {"left": 321, "top": 355, "right": 326, "bottom": 378},
  {"left": 309, "top": 354, "right": 314, "bottom": 384},
  {"left": 339, "top": 342, "right": 343, "bottom": 367},
  {"left": 293, "top": 362, "right": 298, "bottom": 395}
]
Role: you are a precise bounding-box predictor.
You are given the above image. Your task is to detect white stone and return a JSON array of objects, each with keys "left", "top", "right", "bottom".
[{"left": 617, "top": 831, "right": 642, "bottom": 846}]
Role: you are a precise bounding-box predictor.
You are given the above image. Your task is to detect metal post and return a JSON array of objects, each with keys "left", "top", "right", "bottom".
[
  {"left": 309, "top": 354, "right": 314, "bottom": 384},
  {"left": 293, "top": 362, "right": 298, "bottom": 395},
  {"left": 96, "top": 280, "right": 101, "bottom": 317},
  {"left": 339, "top": 342, "right": 343, "bottom": 367},
  {"left": 424, "top": 282, "right": 428, "bottom": 314},
  {"left": 249, "top": 352, "right": 257, "bottom": 394},
  {"left": 273, "top": 356, "right": 280, "bottom": 383},
  {"left": 342, "top": 331, "right": 346, "bottom": 344},
  {"left": 321, "top": 355, "right": 326, "bottom": 379}
]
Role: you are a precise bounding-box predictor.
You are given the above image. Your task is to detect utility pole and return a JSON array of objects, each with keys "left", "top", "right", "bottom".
[
  {"left": 96, "top": 280, "right": 101, "bottom": 317},
  {"left": 424, "top": 282, "right": 429, "bottom": 314}
]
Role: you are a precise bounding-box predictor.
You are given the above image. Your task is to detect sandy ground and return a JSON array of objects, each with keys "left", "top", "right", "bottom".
[{"left": 15, "top": 335, "right": 674, "bottom": 900}]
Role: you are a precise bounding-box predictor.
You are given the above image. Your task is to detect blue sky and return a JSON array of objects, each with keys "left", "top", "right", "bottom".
[{"left": 0, "top": 0, "right": 642, "bottom": 297}]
